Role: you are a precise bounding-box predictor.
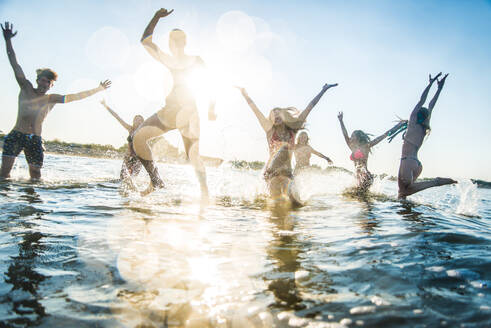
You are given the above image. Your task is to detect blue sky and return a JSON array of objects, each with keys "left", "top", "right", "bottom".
[{"left": 1, "top": 0, "right": 490, "bottom": 180}]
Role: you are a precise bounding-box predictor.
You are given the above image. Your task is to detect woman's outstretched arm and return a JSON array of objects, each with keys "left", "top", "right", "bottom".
[
  {"left": 298, "top": 83, "right": 338, "bottom": 122},
  {"left": 427, "top": 73, "right": 448, "bottom": 115},
  {"left": 337, "top": 111, "right": 351, "bottom": 147},
  {"left": 369, "top": 120, "right": 407, "bottom": 147},
  {"left": 141, "top": 8, "right": 173, "bottom": 66},
  {"left": 100, "top": 99, "right": 132, "bottom": 131},
  {"left": 410, "top": 73, "right": 441, "bottom": 121},
  {"left": 311, "top": 147, "right": 333, "bottom": 164},
  {"left": 236, "top": 87, "right": 272, "bottom": 132}
]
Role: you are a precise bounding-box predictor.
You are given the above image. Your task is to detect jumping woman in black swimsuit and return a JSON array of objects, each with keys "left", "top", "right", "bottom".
[{"left": 397, "top": 73, "right": 456, "bottom": 199}]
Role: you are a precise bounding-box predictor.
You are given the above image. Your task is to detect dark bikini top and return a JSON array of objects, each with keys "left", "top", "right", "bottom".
[
  {"left": 270, "top": 129, "right": 295, "bottom": 152},
  {"left": 127, "top": 127, "right": 137, "bottom": 143}
]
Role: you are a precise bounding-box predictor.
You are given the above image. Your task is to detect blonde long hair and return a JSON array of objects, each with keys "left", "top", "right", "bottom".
[{"left": 269, "top": 107, "right": 305, "bottom": 131}]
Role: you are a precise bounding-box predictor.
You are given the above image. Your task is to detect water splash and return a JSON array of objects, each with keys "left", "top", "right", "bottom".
[
  {"left": 456, "top": 179, "right": 480, "bottom": 217},
  {"left": 1, "top": 155, "right": 489, "bottom": 327}
]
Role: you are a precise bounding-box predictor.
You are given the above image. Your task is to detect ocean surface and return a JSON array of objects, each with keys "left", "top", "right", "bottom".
[{"left": 0, "top": 154, "right": 489, "bottom": 328}]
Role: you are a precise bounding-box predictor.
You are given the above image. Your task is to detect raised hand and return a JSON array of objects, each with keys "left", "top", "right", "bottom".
[
  {"left": 234, "top": 86, "right": 247, "bottom": 96},
  {"left": 155, "top": 8, "right": 174, "bottom": 18},
  {"left": 323, "top": 83, "right": 338, "bottom": 90},
  {"left": 395, "top": 119, "right": 408, "bottom": 128},
  {"left": 208, "top": 110, "right": 217, "bottom": 121},
  {"left": 337, "top": 111, "right": 343, "bottom": 121},
  {"left": 100, "top": 99, "right": 108, "bottom": 107},
  {"left": 100, "top": 80, "right": 112, "bottom": 89},
  {"left": 429, "top": 72, "right": 442, "bottom": 84},
  {"left": 1, "top": 21, "right": 17, "bottom": 40},
  {"left": 437, "top": 73, "right": 448, "bottom": 88}
]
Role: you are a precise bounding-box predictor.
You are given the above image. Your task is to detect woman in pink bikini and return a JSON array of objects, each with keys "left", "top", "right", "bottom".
[
  {"left": 397, "top": 73, "right": 456, "bottom": 199},
  {"left": 338, "top": 111, "right": 406, "bottom": 192},
  {"left": 236, "top": 83, "right": 337, "bottom": 204}
]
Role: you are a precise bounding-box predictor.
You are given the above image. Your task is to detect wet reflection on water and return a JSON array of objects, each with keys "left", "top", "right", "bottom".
[
  {"left": 3, "top": 186, "right": 47, "bottom": 326},
  {"left": 104, "top": 203, "right": 273, "bottom": 327},
  {"left": 266, "top": 205, "right": 304, "bottom": 311},
  {"left": 0, "top": 156, "right": 489, "bottom": 327},
  {"left": 5, "top": 231, "right": 47, "bottom": 326},
  {"left": 355, "top": 200, "right": 380, "bottom": 235}
]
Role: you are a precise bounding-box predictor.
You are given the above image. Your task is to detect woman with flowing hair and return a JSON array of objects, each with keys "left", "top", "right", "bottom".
[
  {"left": 397, "top": 73, "right": 456, "bottom": 199},
  {"left": 131, "top": 8, "right": 216, "bottom": 203},
  {"left": 338, "top": 111, "right": 406, "bottom": 192},
  {"left": 236, "top": 83, "right": 337, "bottom": 205},
  {"left": 294, "top": 131, "right": 333, "bottom": 171}
]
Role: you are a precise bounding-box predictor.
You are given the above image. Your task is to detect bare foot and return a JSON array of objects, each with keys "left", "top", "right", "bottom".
[
  {"left": 140, "top": 184, "right": 155, "bottom": 196},
  {"left": 436, "top": 177, "right": 458, "bottom": 186},
  {"left": 122, "top": 177, "right": 137, "bottom": 191},
  {"left": 397, "top": 192, "right": 407, "bottom": 200}
]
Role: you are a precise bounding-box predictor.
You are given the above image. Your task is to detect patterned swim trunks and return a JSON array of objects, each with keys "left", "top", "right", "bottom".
[{"left": 2, "top": 130, "right": 44, "bottom": 167}]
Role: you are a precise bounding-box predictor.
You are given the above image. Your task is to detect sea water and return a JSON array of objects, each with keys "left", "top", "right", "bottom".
[{"left": 0, "top": 153, "right": 489, "bottom": 327}]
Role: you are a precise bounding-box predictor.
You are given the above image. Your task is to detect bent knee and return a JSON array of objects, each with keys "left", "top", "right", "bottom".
[
  {"left": 398, "top": 175, "right": 412, "bottom": 191},
  {"left": 132, "top": 129, "right": 153, "bottom": 160}
]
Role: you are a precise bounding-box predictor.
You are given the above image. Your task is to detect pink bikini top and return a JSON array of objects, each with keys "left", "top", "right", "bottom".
[{"left": 350, "top": 149, "right": 366, "bottom": 161}]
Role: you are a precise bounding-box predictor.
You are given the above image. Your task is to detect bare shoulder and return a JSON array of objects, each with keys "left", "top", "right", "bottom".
[
  {"left": 19, "top": 79, "right": 34, "bottom": 91},
  {"left": 18, "top": 80, "right": 36, "bottom": 99}
]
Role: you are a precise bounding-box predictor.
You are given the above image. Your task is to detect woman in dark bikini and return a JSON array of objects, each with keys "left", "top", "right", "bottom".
[
  {"left": 132, "top": 8, "right": 216, "bottom": 201},
  {"left": 100, "top": 100, "right": 144, "bottom": 187},
  {"left": 294, "top": 131, "right": 333, "bottom": 171},
  {"left": 397, "top": 73, "right": 456, "bottom": 199},
  {"left": 338, "top": 111, "right": 406, "bottom": 192},
  {"left": 236, "top": 83, "right": 337, "bottom": 204}
]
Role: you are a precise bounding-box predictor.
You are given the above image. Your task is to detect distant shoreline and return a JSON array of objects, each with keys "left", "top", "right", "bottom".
[
  {"left": 1, "top": 134, "right": 490, "bottom": 188},
  {"left": 0, "top": 134, "right": 223, "bottom": 167}
]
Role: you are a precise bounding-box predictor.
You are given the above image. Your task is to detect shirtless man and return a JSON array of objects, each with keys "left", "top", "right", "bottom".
[{"left": 1, "top": 22, "right": 111, "bottom": 180}]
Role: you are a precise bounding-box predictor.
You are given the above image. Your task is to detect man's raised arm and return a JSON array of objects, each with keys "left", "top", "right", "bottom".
[
  {"left": 49, "top": 80, "right": 111, "bottom": 104},
  {"left": 2, "top": 22, "right": 28, "bottom": 87}
]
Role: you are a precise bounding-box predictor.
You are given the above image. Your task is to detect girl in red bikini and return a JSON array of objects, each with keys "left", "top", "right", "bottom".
[
  {"left": 338, "top": 111, "right": 406, "bottom": 192},
  {"left": 397, "top": 73, "right": 456, "bottom": 199},
  {"left": 236, "top": 83, "right": 337, "bottom": 205}
]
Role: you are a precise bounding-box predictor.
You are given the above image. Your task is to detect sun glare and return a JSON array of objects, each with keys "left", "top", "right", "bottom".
[
  {"left": 134, "top": 61, "right": 173, "bottom": 102},
  {"left": 187, "top": 256, "right": 220, "bottom": 284}
]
